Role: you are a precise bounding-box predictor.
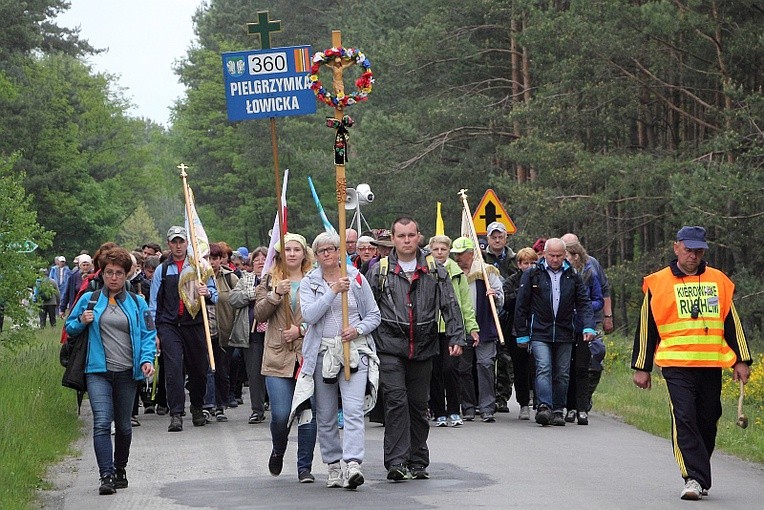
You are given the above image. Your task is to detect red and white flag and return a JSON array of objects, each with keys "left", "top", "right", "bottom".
[{"left": 262, "top": 169, "right": 289, "bottom": 277}]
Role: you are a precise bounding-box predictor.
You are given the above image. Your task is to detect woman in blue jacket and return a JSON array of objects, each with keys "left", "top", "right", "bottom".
[{"left": 66, "top": 247, "right": 156, "bottom": 496}]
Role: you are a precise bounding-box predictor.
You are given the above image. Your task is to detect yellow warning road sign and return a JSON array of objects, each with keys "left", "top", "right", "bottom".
[{"left": 472, "top": 189, "right": 516, "bottom": 235}]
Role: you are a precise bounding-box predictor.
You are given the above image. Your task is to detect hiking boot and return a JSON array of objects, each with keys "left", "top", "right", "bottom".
[
  {"left": 496, "top": 402, "right": 510, "bottom": 413},
  {"left": 248, "top": 412, "right": 264, "bottom": 424},
  {"left": 408, "top": 465, "right": 430, "bottom": 480},
  {"left": 565, "top": 409, "right": 576, "bottom": 423},
  {"left": 518, "top": 406, "right": 531, "bottom": 420},
  {"left": 345, "top": 461, "right": 364, "bottom": 489},
  {"left": 114, "top": 468, "right": 128, "bottom": 489},
  {"left": 98, "top": 475, "right": 116, "bottom": 495},
  {"left": 156, "top": 405, "right": 168, "bottom": 416},
  {"left": 167, "top": 414, "right": 183, "bottom": 432},
  {"left": 435, "top": 416, "right": 448, "bottom": 427},
  {"left": 298, "top": 471, "right": 315, "bottom": 483},
  {"left": 535, "top": 405, "right": 552, "bottom": 426},
  {"left": 327, "top": 462, "right": 343, "bottom": 488},
  {"left": 551, "top": 412, "right": 566, "bottom": 426},
  {"left": 215, "top": 408, "right": 227, "bottom": 422},
  {"left": 386, "top": 464, "right": 407, "bottom": 481},
  {"left": 681, "top": 478, "right": 703, "bottom": 500},
  {"left": 482, "top": 412, "right": 495, "bottom": 423},
  {"left": 577, "top": 411, "right": 589, "bottom": 425},
  {"left": 448, "top": 414, "right": 463, "bottom": 427},
  {"left": 143, "top": 405, "right": 155, "bottom": 414},
  {"left": 190, "top": 405, "right": 206, "bottom": 427},
  {"left": 268, "top": 451, "right": 284, "bottom": 476}
]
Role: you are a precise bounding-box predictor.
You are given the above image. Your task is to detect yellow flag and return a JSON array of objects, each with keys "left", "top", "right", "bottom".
[{"left": 436, "top": 202, "right": 445, "bottom": 236}]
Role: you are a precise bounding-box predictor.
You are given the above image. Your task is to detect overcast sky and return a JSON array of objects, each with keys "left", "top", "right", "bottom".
[{"left": 57, "top": 0, "right": 206, "bottom": 125}]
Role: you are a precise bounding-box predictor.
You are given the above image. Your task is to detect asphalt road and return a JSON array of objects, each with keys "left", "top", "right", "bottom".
[{"left": 39, "top": 390, "right": 764, "bottom": 510}]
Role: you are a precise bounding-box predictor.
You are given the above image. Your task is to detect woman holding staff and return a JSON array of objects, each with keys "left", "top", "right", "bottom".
[
  {"left": 299, "top": 232, "right": 380, "bottom": 489},
  {"left": 254, "top": 233, "right": 317, "bottom": 482}
]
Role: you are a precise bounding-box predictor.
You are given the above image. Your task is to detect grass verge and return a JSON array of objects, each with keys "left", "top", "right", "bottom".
[
  {"left": 594, "top": 335, "right": 764, "bottom": 464},
  {"left": 0, "top": 328, "right": 81, "bottom": 510}
]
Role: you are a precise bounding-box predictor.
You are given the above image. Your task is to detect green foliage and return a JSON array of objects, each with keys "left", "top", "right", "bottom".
[
  {"left": 0, "top": 329, "right": 82, "bottom": 509},
  {"left": 0, "top": 156, "right": 53, "bottom": 336},
  {"left": 597, "top": 335, "right": 764, "bottom": 464}
]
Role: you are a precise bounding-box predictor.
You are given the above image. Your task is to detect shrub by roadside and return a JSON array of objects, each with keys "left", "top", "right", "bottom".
[
  {"left": 595, "top": 335, "right": 764, "bottom": 464},
  {"left": 0, "top": 328, "right": 81, "bottom": 510}
]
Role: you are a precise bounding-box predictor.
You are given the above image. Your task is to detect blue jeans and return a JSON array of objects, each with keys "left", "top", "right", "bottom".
[
  {"left": 531, "top": 341, "right": 573, "bottom": 413},
  {"left": 86, "top": 370, "right": 138, "bottom": 478},
  {"left": 265, "top": 376, "right": 317, "bottom": 474}
]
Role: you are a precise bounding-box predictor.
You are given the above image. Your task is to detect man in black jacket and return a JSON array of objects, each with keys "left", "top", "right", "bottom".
[
  {"left": 514, "top": 238, "right": 595, "bottom": 426},
  {"left": 366, "top": 216, "right": 465, "bottom": 481}
]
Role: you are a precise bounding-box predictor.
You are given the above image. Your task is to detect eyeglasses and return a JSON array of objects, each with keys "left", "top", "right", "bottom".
[
  {"left": 104, "top": 270, "right": 126, "bottom": 279},
  {"left": 316, "top": 246, "right": 338, "bottom": 256}
]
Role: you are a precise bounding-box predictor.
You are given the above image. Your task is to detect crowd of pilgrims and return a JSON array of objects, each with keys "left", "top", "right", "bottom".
[{"left": 49, "top": 220, "right": 608, "bottom": 495}]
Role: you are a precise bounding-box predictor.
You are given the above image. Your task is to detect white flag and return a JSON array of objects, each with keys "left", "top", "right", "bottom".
[{"left": 262, "top": 169, "right": 289, "bottom": 277}]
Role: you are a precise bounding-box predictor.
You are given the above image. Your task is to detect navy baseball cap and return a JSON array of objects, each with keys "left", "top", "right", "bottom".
[{"left": 676, "top": 226, "right": 708, "bottom": 249}]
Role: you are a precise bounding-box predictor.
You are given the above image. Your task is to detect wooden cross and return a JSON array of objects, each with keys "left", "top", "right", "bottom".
[
  {"left": 177, "top": 163, "right": 189, "bottom": 177},
  {"left": 247, "top": 11, "right": 282, "bottom": 50},
  {"left": 330, "top": 31, "right": 354, "bottom": 119}
]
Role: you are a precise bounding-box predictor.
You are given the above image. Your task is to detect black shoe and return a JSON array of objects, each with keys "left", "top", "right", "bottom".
[
  {"left": 156, "top": 405, "right": 168, "bottom": 416},
  {"left": 408, "top": 465, "right": 430, "bottom": 480},
  {"left": 551, "top": 412, "right": 566, "bottom": 426},
  {"left": 386, "top": 464, "right": 407, "bottom": 481},
  {"left": 535, "top": 405, "right": 552, "bottom": 426},
  {"left": 227, "top": 398, "right": 239, "bottom": 408},
  {"left": 298, "top": 471, "right": 315, "bottom": 483},
  {"left": 190, "top": 405, "right": 206, "bottom": 427},
  {"left": 99, "top": 475, "right": 116, "bottom": 495},
  {"left": 577, "top": 411, "right": 589, "bottom": 426},
  {"left": 143, "top": 405, "right": 155, "bottom": 415},
  {"left": 168, "top": 414, "right": 183, "bottom": 432},
  {"left": 114, "top": 468, "right": 128, "bottom": 489},
  {"left": 463, "top": 410, "right": 476, "bottom": 421},
  {"left": 268, "top": 451, "right": 284, "bottom": 476},
  {"left": 248, "top": 412, "right": 264, "bottom": 424},
  {"left": 482, "top": 412, "right": 496, "bottom": 423},
  {"left": 496, "top": 402, "right": 510, "bottom": 413}
]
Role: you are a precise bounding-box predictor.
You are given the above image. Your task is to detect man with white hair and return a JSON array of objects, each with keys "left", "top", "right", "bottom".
[
  {"left": 514, "top": 238, "right": 595, "bottom": 426},
  {"left": 346, "top": 228, "right": 359, "bottom": 259}
]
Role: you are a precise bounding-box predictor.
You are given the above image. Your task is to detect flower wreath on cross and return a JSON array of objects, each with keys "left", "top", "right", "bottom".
[{"left": 309, "top": 47, "right": 373, "bottom": 108}]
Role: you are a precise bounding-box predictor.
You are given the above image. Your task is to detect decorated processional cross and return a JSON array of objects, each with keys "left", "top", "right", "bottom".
[{"left": 310, "top": 30, "right": 374, "bottom": 379}]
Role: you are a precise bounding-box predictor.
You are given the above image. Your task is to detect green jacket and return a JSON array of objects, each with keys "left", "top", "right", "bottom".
[{"left": 440, "top": 258, "right": 479, "bottom": 335}]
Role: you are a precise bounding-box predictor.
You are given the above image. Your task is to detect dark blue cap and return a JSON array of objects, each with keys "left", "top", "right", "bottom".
[{"left": 676, "top": 226, "right": 708, "bottom": 249}]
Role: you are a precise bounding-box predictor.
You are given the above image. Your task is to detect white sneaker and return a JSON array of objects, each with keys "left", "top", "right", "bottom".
[
  {"left": 518, "top": 406, "right": 530, "bottom": 420},
  {"left": 344, "top": 461, "right": 364, "bottom": 490},
  {"left": 681, "top": 478, "right": 703, "bottom": 500},
  {"left": 448, "top": 414, "right": 463, "bottom": 427},
  {"left": 326, "top": 462, "right": 343, "bottom": 488}
]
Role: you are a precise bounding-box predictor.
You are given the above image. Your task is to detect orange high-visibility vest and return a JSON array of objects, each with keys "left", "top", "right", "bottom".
[{"left": 644, "top": 266, "right": 737, "bottom": 368}]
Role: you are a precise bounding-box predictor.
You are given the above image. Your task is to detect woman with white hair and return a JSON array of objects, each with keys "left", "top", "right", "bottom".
[{"left": 299, "top": 232, "right": 381, "bottom": 490}]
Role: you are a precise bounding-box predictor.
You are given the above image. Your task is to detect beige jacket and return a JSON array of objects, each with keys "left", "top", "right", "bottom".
[{"left": 254, "top": 273, "right": 305, "bottom": 378}]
